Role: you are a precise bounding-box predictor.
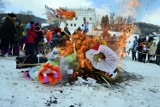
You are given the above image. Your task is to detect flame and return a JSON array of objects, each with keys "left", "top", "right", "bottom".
[
  {"left": 58, "top": 40, "right": 74, "bottom": 56},
  {"left": 58, "top": 31, "right": 110, "bottom": 71}
]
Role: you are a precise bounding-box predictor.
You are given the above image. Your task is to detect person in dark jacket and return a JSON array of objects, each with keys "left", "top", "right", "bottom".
[
  {"left": 13, "top": 19, "right": 23, "bottom": 56},
  {"left": 156, "top": 41, "right": 160, "bottom": 65},
  {"left": 34, "top": 26, "right": 44, "bottom": 54},
  {"left": 137, "top": 34, "right": 146, "bottom": 62},
  {"left": 0, "top": 13, "right": 16, "bottom": 56},
  {"left": 0, "top": 22, "right": 2, "bottom": 50},
  {"left": 132, "top": 40, "right": 138, "bottom": 61}
]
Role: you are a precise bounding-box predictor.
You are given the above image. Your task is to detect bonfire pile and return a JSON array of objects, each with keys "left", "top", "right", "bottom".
[
  {"left": 20, "top": 27, "right": 132, "bottom": 86},
  {"left": 57, "top": 29, "right": 129, "bottom": 83}
]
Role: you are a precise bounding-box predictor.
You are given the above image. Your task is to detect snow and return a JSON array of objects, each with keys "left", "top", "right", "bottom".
[
  {"left": 1, "top": 56, "right": 160, "bottom": 107},
  {"left": 1, "top": 34, "right": 160, "bottom": 107}
]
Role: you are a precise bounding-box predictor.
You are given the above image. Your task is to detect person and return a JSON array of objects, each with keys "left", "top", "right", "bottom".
[
  {"left": 131, "top": 36, "right": 138, "bottom": 60},
  {"left": 156, "top": 40, "right": 160, "bottom": 65},
  {"left": 0, "top": 22, "right": 2, "bottom": 50},
  {"left": 0, "top": 17, "right": 6, "bottom": 49},
  {"left": 137, "top": 34, "right": 146, "bottom": 62},
  {"left": 141, "top": 43, "right": 149, "bottom": 63},
  {"left": 131, "top": 40, "right": 138, "bottom": 61},
  {"left": 148, "top": 42, "right": 157, "bottom": 63},
  {"left": 34, "top": 26, "right": 44, "bottom": 54},
  {"left": 147, "top": 35, "right": 154, "bottom": 61},
  {"left": 23, "top": 21, "right": 34, "bottom": 54},
  {"left": 0, "top": 13, "right": 16, "bottom": 56},
  {"left": 52, "top": 27, "right": 61, "bottom": 48},
  {"left": 26, "top": 24, "right": 37, "bottom": 56},
  {"left": 13, "top": 19, "right": 23, "bottom": 56},
  {"left": 133, "top": 36, "right": 138, "bottom": 43}
]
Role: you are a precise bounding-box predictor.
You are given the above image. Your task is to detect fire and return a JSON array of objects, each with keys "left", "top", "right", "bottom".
[
  {"left": 58, "top": 31, "right": 110, "bottom": 71},
  {"left": 58, "top": 40, "right": 74, "bottom": 56}
]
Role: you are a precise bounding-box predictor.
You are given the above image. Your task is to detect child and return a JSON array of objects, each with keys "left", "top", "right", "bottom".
[
  {"left": 131, "top": 41, "right": 138, "bottom": 61},
  {"left": 13, "top": 19, "right": 23, "bottom": 56}
]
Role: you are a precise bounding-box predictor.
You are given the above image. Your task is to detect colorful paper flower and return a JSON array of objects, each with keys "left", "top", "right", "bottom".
[
  {"left": 37, "top": 63, "right": 62, "bottom": 85},
  {"left": 86, "top": 44, "right": 118, "bottom": 75}
]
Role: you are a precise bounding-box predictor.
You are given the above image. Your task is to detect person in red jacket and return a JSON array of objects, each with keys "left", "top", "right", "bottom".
[{"left": 26, "top": 24, "right": 37, "bottom": 56}]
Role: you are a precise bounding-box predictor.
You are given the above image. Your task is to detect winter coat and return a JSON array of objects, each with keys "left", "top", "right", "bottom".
[
  {"left": 14, "top": 25, "right": 23, "bottom": 41},
  {"left": 35, "top": 31, "right": 43, "bottom": 44},
  {"left": 156, "top": 41, "right": 160, "bottom": 55},
  {"left": 149, "top": 43, "right": 157, "bottom": 55},
  {"left": 137, "top": 38, "right": 146, "bottom": 52},
  {"left": 132, "top": 42, "right": 138, "bottom": 52},
  {"left": 0, "top": 16, "right": 16, "bottom": 40},
  {"left": 26, "top": 29, "right": 37, "bottom": 43}
]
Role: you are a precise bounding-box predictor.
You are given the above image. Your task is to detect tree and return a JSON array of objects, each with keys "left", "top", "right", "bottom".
[
  {"left": 101, "top": 15, "right": 110, "bottom": 30},
  {"left": 127, "top": 16, "right": 134, "bottom": 24},
  {"left": 110, "top": 13, "right": 115, "bottom": 24}
]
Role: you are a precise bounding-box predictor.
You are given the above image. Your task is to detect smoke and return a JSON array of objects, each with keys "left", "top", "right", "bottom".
[{"left": 115, "top": 0, "right": 141, "bottom": 17}]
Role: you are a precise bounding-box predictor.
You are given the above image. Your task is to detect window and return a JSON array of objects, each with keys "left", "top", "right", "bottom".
[
  {"left": 90, "top": 17, "right": 92, "bottom": 20},
  {"left": 74, "top": 24, "right": 76, "bottom": 27},
  {"left": 71, "top": 24, "right": 73, "bottom": 26},
  {"left": 75, "top": 17, "right": 78, "bottom": 20},
  {"left": 66, "top": 23, "right": 68, "bottom": 26},
  {"left": 82, "top": 24, "right": 84, "bottom": 27}
]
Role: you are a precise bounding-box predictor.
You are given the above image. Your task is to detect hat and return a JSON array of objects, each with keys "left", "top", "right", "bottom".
[{"left": 8, "top": 13, "right": 16, "bottom": 18}]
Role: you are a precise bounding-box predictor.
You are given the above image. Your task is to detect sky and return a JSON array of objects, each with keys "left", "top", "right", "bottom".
[{"left": 4, "top": 0, "right": 160, "bottom": 26}]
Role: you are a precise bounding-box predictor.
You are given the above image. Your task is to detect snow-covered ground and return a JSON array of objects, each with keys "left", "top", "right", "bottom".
[
  {"left": 0, "top": 55, "right": 160, "bottom": 107},
  {"left": 0, "top": 34, "right": 160, "bottom": 107}
]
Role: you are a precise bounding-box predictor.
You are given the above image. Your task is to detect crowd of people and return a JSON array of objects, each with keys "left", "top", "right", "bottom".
[
  {"left": 0, "top": 13, "right": 72, "bottom": 57},
  {"left": 129, "top": 34, "right": 160, "bottom": 65}
]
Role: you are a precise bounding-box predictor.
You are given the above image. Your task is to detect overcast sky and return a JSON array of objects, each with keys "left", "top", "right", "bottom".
[{"left": 4, "top": 0, "right": 160, "bottom": 26}]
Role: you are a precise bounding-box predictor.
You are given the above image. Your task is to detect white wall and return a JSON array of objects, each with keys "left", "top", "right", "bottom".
[{"left": 60, "top": 8, "right": 96, "bottom": 34}]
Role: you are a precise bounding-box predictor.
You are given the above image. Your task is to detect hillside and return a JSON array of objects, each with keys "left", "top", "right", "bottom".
[
  {"left": 0, "top": 13, "right": 46, "bottom": 25},
  {"left": 135, "top": 22, "right": 160, "bottom": 35}
]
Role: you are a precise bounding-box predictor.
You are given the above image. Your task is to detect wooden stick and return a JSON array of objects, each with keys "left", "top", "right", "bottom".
[
  {"left": 0, "top": 57, "right": 15, "bottom": 61},
  {"left": 17, "top": 63, "right": 42, "bottom": 67},
  {"left": 101, "top": 76, "right": 111, "bottom": 87}
]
